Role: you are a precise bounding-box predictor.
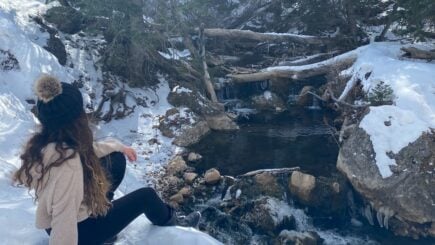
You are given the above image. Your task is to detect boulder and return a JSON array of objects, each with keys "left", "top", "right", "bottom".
[
  {"left": 253, "top": 172, "right": 284, "bottom": 198},
  {"left": 44, "top": 35, "right": 67, "bottom": 66},
  {"left": 187, "top": 152, "right": 203, "bottom": 162},
  {"left": 338, "top": 127, "right": 435, "bottom": 238},
  {"left": 289, "top": 171, "right": 316, "bottom": 203},
  {"left": 241, "top": 197, "right": 296, "bottom": 235},
  {"left": 278, "top": 230, "right": 323, "bottom": 245},
  {"left": 204, "top": 168, "right": 221, "bottom": 185},
  {"left": 250, "top": 91, "right": 286, "bottom": 111},
  {"left": 166, "top": 156, "right": 188, "bottom": 176},
  {"left": 169, "top": 193, "right": 184, "bottom": 204},
  {"left": 205, "top": 114, "right": 239, "bottom": 131},
  {"left": 232, "top": 170, "right": 287, "bottom": 200},
  {"left": 173, "top": 120, "right": 211, "bottom": 147},
  {"left": 183, "top": 172, "right": 198, "bottom": 184},
  {"left": 44, "top": 6, "right": 86, "bottom": 34},
  {"left": 178, "top": 186, "right": 192, "bottom": 197}
]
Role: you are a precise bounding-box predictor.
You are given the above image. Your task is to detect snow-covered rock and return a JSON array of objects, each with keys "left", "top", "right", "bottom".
[{"left": 338, "top": 42, "right": 435, "bottom": 238}]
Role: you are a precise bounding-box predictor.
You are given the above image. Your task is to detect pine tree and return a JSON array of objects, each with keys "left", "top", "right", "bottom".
[{"left": 368, "top": 81, "right": 394, "bottom": 106}]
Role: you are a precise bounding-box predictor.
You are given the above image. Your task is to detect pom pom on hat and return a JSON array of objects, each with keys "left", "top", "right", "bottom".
[
  {"left": 34, "top": 74, "right": 84, "bottom": 129},
  {"left": 34, "top": 74, "right": 63, "bottom": 103}
]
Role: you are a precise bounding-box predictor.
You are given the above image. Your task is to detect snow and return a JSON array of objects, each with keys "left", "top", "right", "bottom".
[
  {"left": 0, "top": 1, "right": 220, "bottom": 244},
  {"left": 344, "top": 42, "right": 435, "bottom": 178},
  {"left": 172, "top": 85, "right": 192, "bottom": 94},
  {"left": 158, "top": 48, "right": 191, "bottom": 60},
  {"left": 263, "top": 90, "right": 272, "bottom": 100}
]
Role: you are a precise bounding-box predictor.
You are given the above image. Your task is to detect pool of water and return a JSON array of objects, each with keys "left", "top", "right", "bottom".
[
  {"left": 188, "top": 109, "right": 435, "bottom": 245},
  {"left": 190, "top": 110, "right": 339, "bottom": 176}
]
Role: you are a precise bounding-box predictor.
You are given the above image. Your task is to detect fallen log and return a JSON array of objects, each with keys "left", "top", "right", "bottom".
[
  {"left": 401, "top": 47, "right": 435, "bottom": 60},
  {"left": 239, "top": 167, "right": 300, "bottom": 177},
  {"left": 204, "top": 28, "right": 329, "bottom": 45},
  {"left": 227, "top": 51, "right": 358, "bottom": 82},
  {"left": 278, "top": 51, "right": 339, "bottom": 66}
]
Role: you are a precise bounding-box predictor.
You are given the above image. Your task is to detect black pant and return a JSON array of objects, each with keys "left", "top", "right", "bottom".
[{"left": 48, "top": 152, "right": 172, "bottom": 245}]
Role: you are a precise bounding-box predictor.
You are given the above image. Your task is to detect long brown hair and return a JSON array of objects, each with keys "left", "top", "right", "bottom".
[{"left": 14, "top": 112, "right": 111, "bottom": 217}]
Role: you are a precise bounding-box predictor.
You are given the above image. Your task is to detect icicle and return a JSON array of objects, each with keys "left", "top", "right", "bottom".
[
  {"left": 384, "top": 208, "right": 394, "bottom": 229},
  {"left": 364, "top": 205, "right": 374, "bottom": 225},
  {"left": 376, "top": 207, "right": 384, "bottom": 228}
]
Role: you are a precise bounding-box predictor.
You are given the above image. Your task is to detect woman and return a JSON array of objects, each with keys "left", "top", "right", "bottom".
[{"left": 14, "top": 75, "right": 199, "bottom": 245}]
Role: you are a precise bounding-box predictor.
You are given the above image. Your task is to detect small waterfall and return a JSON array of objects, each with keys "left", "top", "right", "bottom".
[
  {"left": 287, "top": 87, "right": 299, "bottom": 104},
  {"left": 307, "top": 95, "right": 321, "bottom": 110}
]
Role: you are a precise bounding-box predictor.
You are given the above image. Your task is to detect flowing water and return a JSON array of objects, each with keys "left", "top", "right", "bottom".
[{"left": 189, "top": 109, "right": 435, "bottom": 245}]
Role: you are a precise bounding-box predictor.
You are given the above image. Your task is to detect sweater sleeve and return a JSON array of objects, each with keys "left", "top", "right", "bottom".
[
  {"left": 49, "top": 159, "right": 83, "bottom": 245},
  {"left": 93, "top": 138, "right": 125, "bottom": 158}
]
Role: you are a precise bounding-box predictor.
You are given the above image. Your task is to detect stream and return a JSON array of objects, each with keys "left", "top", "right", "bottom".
[{"left": 189, "top": 109, "right": 434, "bottom": 245}]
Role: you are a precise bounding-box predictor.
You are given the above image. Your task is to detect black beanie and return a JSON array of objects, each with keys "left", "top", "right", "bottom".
[{"left": 34, "top": 74, "right": 84, "bottom": 129}]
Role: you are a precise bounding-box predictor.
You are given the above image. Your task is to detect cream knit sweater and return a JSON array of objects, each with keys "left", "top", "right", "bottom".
[{"left": 29, "top": 138, "right": 125, "bottom": 245}]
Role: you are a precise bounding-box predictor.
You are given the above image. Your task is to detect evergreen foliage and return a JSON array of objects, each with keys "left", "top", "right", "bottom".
[
  {"left": 367, "top": 81, "right": 394, "bottom": 106},
  {"left": 394, "top": 0, "right": 435, "bottom": 40}
]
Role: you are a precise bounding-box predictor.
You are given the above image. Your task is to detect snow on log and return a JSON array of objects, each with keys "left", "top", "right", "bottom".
[
  {"left": 204, "top": 28, "right": 328, "bottom": 45},
  {"left": 401, "top": 47, "right": 435, "bottom": 60},
  {"left": 278, "top": 51, "right": 339, "bottom": 66},
  {"left": 227, "top": 51, "right": 358, "bottom": 82}
]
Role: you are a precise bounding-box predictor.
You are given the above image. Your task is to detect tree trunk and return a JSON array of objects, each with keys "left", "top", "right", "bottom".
[
  {"left": 203, "top": 28, "right": 329, "bottom": 45},
  {"left": 228, "top": 52, "right": 357, "bottom": 82},
  {"left": 199, "top": 24, "right": 218, "bottom": 102},
  {"left": 401, "top": 47, "right": 435, "bottom": 60}
]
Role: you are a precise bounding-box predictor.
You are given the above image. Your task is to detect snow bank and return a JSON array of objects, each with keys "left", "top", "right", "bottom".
[{"left": 347, "top": 42, "right": 435, "bottom": 178}]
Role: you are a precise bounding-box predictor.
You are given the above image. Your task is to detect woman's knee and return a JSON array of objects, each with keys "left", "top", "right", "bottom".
[
  {"left": 110, "top": 152, "right": 126, "bottom": 167},
  {"left": 137, "top": 187, "right": 158, "bottom": 199}
]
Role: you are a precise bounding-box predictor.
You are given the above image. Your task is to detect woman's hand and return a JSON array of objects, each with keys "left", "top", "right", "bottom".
[{"left": 123, "top": 146, "right": 137, "bottom": 162}]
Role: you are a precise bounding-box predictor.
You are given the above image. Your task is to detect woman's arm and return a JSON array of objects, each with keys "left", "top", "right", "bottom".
[
  {"left": 93, "top": 138, "right": 126, "bottom": 158},
  {"left": 49, "top": 159, "right": 83, "bottom": 245},
  {"left": 93, "top": 138, "right": 137, "bottom": 162}
]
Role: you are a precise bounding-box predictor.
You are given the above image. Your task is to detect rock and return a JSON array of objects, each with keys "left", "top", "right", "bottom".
[
  {"left": 289, "top": 171, "right": 316, "bottom": 203},
  {"left": 204, "top": 168, "right": 221, "bottom": 185},
  {"left": 167, "top": 85, "right": 223, "bottom": 116},
  {"left": 178, "top": 186, "right": 192, "bottom": 197},
  {"left": 183, "top": 172, "right": 198, "bottom": 184},
  {"left": 44, "top": 6, "right": 86, "bottom": 34},
  {"left": 44, "top": 34, "right": 67, "bottom": 66},
  {"left": 253, "top": 172, "right": 283, "bottom": 198},
  {"left": 164, "top": 176, "right": 184, "bottom": 195},
  {"left": 242, "top": 197, "right": 296, "bottom": 235},
  {"left": 297, "top": 86, "right": 315, "bottom": 107},
  {"left": 173, "top": 120, "right": 211, "bottom": 147},
  {"left": 205, "top": 114, "right": 239, "bottom": 131},
  {"left": 250, "top": 91, "right": 286, "bottom": 111},
  {"left": 159, "top": 107, "right": 202, "bottom": 140},
  {"left": 0, "top": 49, "right": 19, "bottom": 71},
  {"left": 169, "top": 193, "right": 184, "bottom": 204},
  {"left": 278, "top": 230, "right": 323, "bottom": 245},
  {"left": 200, "top": 206, "right": 253, "bottom": 244},
  {"left": 166, "top": 156, "right": 188, "bottom": 176},
  {"left": 338, "top": 127, "right": 435, "bottom": 238},
  {"left": 231, "top": 170, "right": 287, "bottom": 200},
  {"left": 187, "top": 152, "right": 202, "bottom": 162}
]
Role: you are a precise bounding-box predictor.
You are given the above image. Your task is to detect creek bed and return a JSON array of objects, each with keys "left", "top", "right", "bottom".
[{"left": 188, "top": 109, "right": 434, "bottom": 245}]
